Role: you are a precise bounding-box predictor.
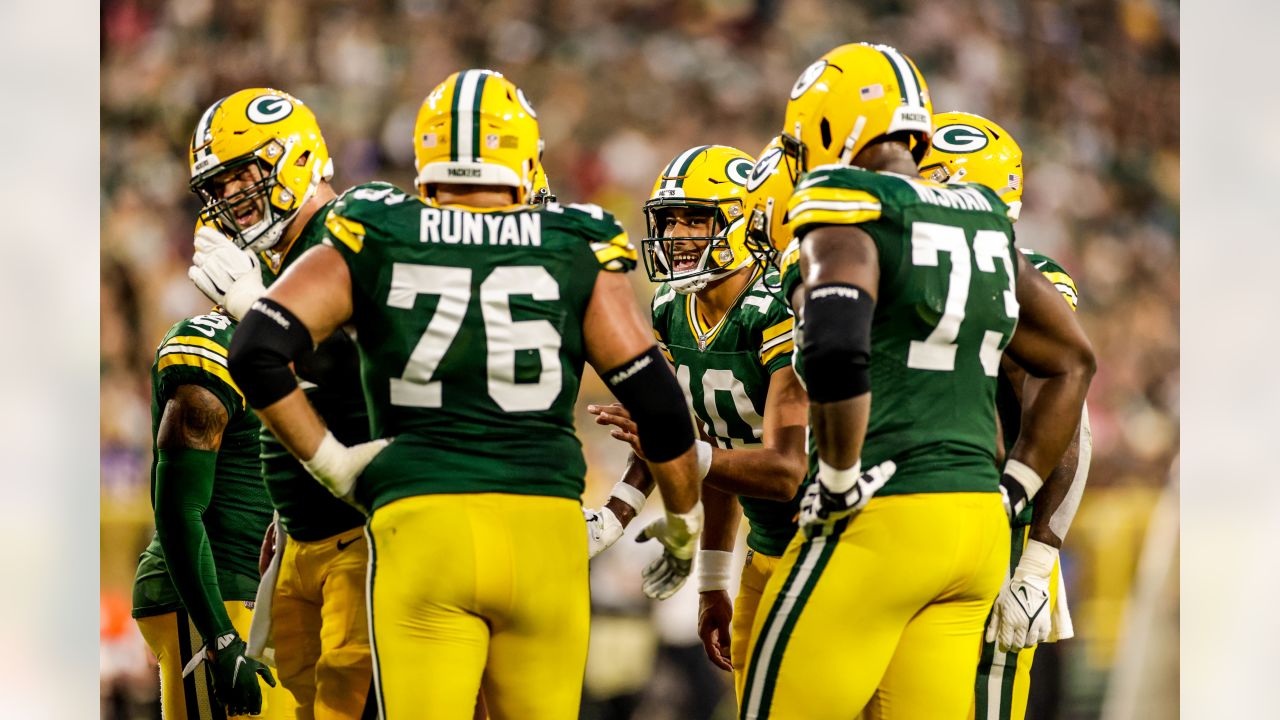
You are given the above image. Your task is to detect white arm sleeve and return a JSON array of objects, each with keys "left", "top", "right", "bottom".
[{"left": 1048, "top": 402, "right": 1091, "bottom": 540}]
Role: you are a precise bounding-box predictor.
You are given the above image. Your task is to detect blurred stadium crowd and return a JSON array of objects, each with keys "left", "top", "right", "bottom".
[{"left": 100, "top": 0, "right": 1179, "bottom": 718}]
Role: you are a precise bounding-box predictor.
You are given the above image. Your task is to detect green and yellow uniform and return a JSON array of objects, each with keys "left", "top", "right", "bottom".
[
  {"left": 652, "top": 265, "right": 799, "bottom": 701},
  {"left": 973, "top": 249, "right": 1080, "bottom": 720},
  {"left": 131, "top": 312, "right": 291, "bottom": 720},
  {"left": 253, "top": 201, "right": 376, "bottom": 720},
  {"left": 323, "top": 182, "right": 636, "bottom": 718},
  {"left": 741, "top": 170, "right": 1018, "bottom": 720}
]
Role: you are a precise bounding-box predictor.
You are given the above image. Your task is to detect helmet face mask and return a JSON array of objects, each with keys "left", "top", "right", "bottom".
[
  {"left": 191, "top": 150, "right": 284, "bottom": 250},
  {"left": 641, "top": 200, "right": 739, "bottom": 294}
]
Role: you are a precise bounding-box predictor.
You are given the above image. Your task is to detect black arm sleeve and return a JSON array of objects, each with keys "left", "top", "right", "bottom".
[
  {"left": 227, "top": 298, "right": 315, "bottom": 409},
  {"left": 603, "top": 346, "right": 696, "bottom": 463},
  {"left": 800, "top": 282, "right": 874, "bottom": 403}
]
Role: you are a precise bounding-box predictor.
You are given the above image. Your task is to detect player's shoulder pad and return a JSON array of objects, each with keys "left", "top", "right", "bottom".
[
  {"left": 540, "top": 200, "right": 637, "bottom": 272},
  {"left": 1020, "top": 248, "right": 1080, "bottom": 311},
  {"left": 787, "top": 165, "right": 888, "bottom": 234},
  {"left": 325, "top": 182, "right": 417, "bottom": 254}
]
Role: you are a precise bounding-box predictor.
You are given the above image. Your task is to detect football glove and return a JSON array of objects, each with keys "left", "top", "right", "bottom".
[
  {"left": 636, "top": 502, "right": 704, "bottom": 600},
  {"left": 208, "top": 632, "right": 276, "bottom": 716},
  {"left": 986, "top": 539, "right": 1057, "bottom": 652},
  {"left": 302, "top": 430, "right": 390, "bottom": 500},
  {"left": 583, "top": 506, "right": 624, "bottom": 559},
  {"left": 189, "top": 226, "right": 266, "bottom": 321},
  {"left": 798, "top": 459, "right": 896, "bottom": 536}
]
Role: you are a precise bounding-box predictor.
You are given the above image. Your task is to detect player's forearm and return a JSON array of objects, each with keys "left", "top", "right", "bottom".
[
  {"left": 704, "top": 445, "right": 806, "bottom": 502},
  {"left": 255, "top": 388, "right": 330, "bottom": 463},
  {"left": 604, "top": 452, "right": 655, "bottom": 528},
  {"left": 1029, "top": 404, "right": 1091, "bottom": 547},
  {"left": 1006, "top": 367, "right": 1091, "bottom": 482},
  {"left": 647, "top": 449, "right": 702, "bottom": 514},
  {"left": 153, "top": 448, "right": 235, "bottom": 642},
  {"left": 811, "top": 395, "right": 870, "bottom": 472},
  {"left": 700, "top": 484, "right": 742, "bottom": 552}
]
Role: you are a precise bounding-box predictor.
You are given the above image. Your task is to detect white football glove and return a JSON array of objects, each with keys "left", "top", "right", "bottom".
[
  {"left": 986, "top": 538, "right": 1057, "bottom": 652},
  {"left": 636, "top": 502, "right": 704, "bottom": 600},
  {"left": 583, "top": 506, "right": 624, "bottom": 559},
  {"left": 798, "top": 459, "right": 896, "bottom": 536},
  {"left": 189, "top": 226, "right": 266, "bottom": 320},
  {"left": 301, "top": 431, "right": 391, "bottom": 501}
]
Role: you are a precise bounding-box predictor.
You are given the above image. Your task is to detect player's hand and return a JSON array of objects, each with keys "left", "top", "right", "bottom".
[
  {"left": 798, "top": 460, "right": 895, "bottom": 536},
  {"left": 583, "top": 505, "right": 624, "bottom": 559},
  {"left": 698, "top": 590, "right": 734, "bottom": 672},
  {"left": 986, "top": 539, "right": 1057, "bottom": 652},
  {"left": 258, "top": 521, "right": 276, "bottom": 576},
  {"left": 208, "top": 632, "right": 276, "bottom": 716},
  {"left": 302, "top": 431, "right": 391, "bottom": 501},
  {"left": 587, "top": 403, "right": 645, "bottom": 459},
  {"left": 189, "top": 226, "right": 265, "bottom": 321},
  {"left": 636, "top": 502, "right": 703, "bottom": 600}
]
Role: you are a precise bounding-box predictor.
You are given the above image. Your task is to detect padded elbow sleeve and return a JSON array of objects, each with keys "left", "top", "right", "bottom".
[
  {"left": 800, "top": 282, "right": 874, "bottom": 403},
  {"left": 603, "top": 346, "right": 695, "bottom": 463},
  {"left": 227, "top": 298, "right": 314, "bottom": 409}
]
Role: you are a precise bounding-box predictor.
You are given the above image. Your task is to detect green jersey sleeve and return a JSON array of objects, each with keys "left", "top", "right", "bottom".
[
  {"left": 153, "top": 312, "right": 245, "bottom": 416},
  {"left": 542, "top": 201, "right": 637, "bottom": 272}
]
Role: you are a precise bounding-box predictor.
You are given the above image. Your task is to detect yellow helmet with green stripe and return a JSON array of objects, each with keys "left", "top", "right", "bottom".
[
  {"left": 781, "top": 43, "right": 933, "bottom": 176},
  {"left": 413, "top": 69, "right": 541, "bottom": 203},
  {"left": 919, "top": 111, "right": 1024, "bottom": 220},
  {"left": 642, "top": 145, "right": 756, "bottom": 294}
]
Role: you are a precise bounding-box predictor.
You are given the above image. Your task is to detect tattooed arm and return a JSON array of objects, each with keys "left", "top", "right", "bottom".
[{"left": 153, "top": 384, "right": 237, "bottom": 643}]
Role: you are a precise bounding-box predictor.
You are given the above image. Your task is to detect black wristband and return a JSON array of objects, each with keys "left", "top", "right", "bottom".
[
  {"left": 227, "top": 298, "right": 314, "bottom": 409},
  {"left": 603, "top": 346, "right": 696, "bottom": 463},
  {"left": 800, "top": 282, "right": 874, "bottom": 403}
]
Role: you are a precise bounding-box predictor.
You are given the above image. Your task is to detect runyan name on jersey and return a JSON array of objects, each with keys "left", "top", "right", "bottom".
[{"left": 419, "top": 207, "right": 542, "bottom": 247}]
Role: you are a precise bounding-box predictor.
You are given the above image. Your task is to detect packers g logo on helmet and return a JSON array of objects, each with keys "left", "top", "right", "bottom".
[
  {"left": 188, "top": 88, "right": 334, "bottom": 253},
  {"left": 919, "top": 111, "right": 1024, "bottom": 220},
  {"left": 413, "top": 69, "right": 541, "bottom": 204},
  {"left": 780, "top": 43, "right": 933, "bottom": 176},
  {"left": 931, "top": 123, "right": 990, "bottom": 153},
  {"left": 642, "top": 145, "right": 756, "bottom": 295}
]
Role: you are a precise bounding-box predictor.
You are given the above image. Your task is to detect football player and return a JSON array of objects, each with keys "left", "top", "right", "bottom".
[
  {"left": 583, "top": 145, "right": 809, "bottom": 704},
  {"left": 130, "top": 306, "right": 284, "bottom": 718},
  {"left": 919, "top": 111, "right": 1093, "bottom": 720},
  {"left": 738, "top": 43, "right": 1096, "bottom": 719},
  {"left": 185, "top": 88, "right": 377, "bottom": 719},
  {"left": 224, "top": 69, "right": 705, "bottom": 720}
]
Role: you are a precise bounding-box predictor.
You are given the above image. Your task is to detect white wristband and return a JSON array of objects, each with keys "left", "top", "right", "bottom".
[
  {"left": 697, "top": 550, "right": 735, "bottom": 592},
  {"left": 609, "top": 481, "right": 648, "bottom": 515},
  {"left": 817, "top": 457, "right": 862, "bottom": 494},
  {"left": 302, "top": 431, "right": 356, "bottom": 497},
  {"left": 1015, "top": 538, "right": 1059, "bottom": 579},
  {"left": 695, "top": 440, "right": 713, "bottom": 481},
  {"left": 1003, "top": 459, "right": 1045, "bottom": 501}
]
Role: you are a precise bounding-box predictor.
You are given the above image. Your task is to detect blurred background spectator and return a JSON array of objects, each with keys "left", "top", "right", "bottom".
[{"left": 100, "top": 0, "right": 1179, "bottom": 717}]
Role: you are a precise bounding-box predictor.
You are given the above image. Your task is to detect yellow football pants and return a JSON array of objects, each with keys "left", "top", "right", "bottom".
[
  {"left": 273, "top": 529, "right": 374, "bottom": 720},
  {"left": 970, "top": 525, "right": 1063, "bottom": 720},
  {"left": 740, "top": 493, "right": 1009, "bottom": 720},
  {"left": 732, "top": 550, "right": 781, "bottom": 706},
  {"left": 136, "top": 600, "right": 297, "bottom": 719},
  {"left": 366, "top": 493, "right": 589, "bottom": 720}
]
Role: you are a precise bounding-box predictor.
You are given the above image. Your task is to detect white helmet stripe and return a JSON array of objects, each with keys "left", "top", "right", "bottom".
[
  {"left": 453, "top": 70, "right": 483, "bottom": 163},
  {"left": 662, "top": 145, "right": 705, "bottom": 189},
  {"left": 878, "top": 46, "right": 922, "bottom": 109}
]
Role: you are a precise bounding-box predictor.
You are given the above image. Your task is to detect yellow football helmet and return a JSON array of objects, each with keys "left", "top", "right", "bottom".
[
  {"left": 920, "top": 111, "right": 1024, "bottom": 220},
  {"left": 642, "top": 145, "right": 755, "bottom": 294},
  {"left": 781, "top": 43, "right": 933, "bottom": 177},
  {"left": 743, "top": 135, "right": 796, "bottom": 271},
  {"left": 188, "top": 88, "right": 334, "bottom": 252},
  {"left": 413, "top": 69, "right": 541, "bottom": 203}
]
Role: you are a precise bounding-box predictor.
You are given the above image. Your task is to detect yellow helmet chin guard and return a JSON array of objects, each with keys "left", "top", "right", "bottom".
[
  {"left": 413, "top": 69, "right": 541, "bottom": 204},
  {"left": 781, "top": 43, "right": 933, "bottom": 177},
  {"left": 188, "top": 88, "right": 334, "bottom": 252},
  {"left": 642, "top": 145, "right": 756, "bottom": 295},
  {"left": 920, "top": 111, "right": 1024, "bottom": 220}
]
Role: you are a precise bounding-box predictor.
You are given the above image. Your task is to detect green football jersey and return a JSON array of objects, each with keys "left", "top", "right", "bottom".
[
  {"left": 256, "top": 199, "right": 369, "bottom": 542},
  {"left": 322, "top": 182, "right": 638, "bottom": 512},
  {"left": 652, "top": 265, "right": 801, "bottom": 557},
  {"left": 997, "top": 249, "right": 1081, "bottom": 524},
  {"left": 132, "top": 311, "right": 273, "bottom": 618},
  {"left": 783, "top": 168, "right": 1020, "bottom": 496}
]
